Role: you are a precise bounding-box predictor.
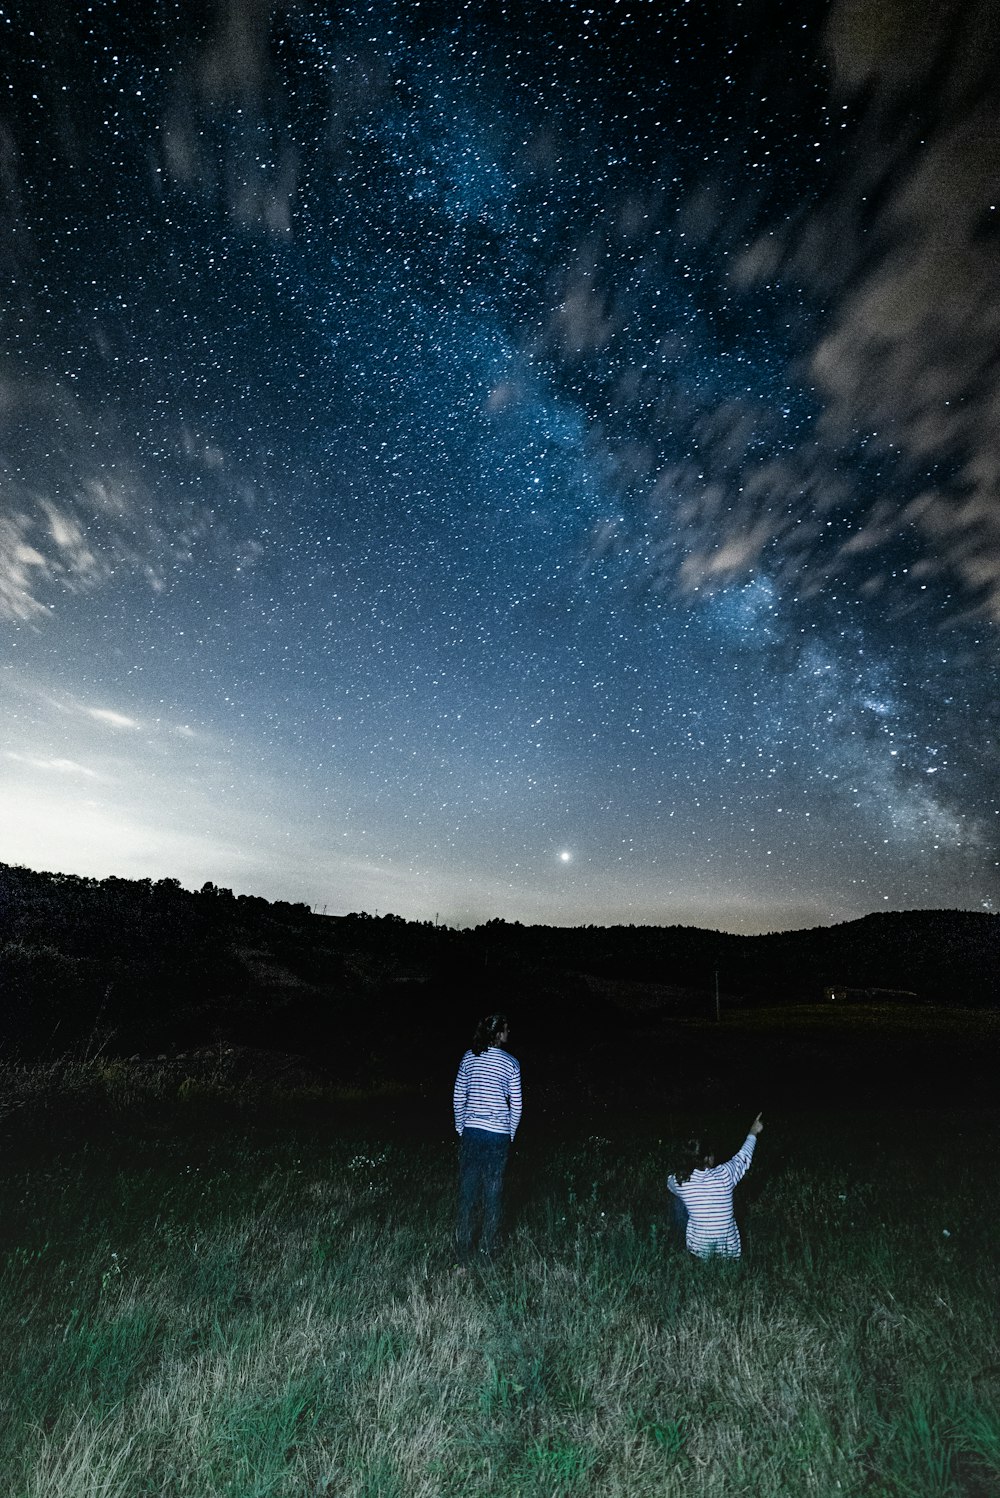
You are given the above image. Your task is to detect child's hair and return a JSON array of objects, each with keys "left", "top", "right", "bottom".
[
  {"left": 674, "top": 1136, "right": 713, "bottom": 1185},
  {"left": 471, "top": 1013, "right": 509, "bottom": 1055}
]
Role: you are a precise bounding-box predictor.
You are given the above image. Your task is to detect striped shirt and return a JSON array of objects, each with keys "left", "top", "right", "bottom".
[
  {"left": 667, "top": 1134, "right": 756, "bottom": 1259},
  {"left": 453, "top": 1046, "right": 522, "bottom": 1139}
]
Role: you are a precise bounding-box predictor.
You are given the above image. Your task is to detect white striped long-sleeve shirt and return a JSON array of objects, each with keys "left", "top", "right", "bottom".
[
  {"left": 667, "top": 1134, "right": 756, "bottom": 1259},
  {"left": 453, "top": 1046, "right": 522, "bottom": 1139}
]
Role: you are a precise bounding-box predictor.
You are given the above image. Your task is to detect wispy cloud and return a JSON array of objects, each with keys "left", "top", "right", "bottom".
[
  {"left": 521, "top": 2, "right": 1000, "bottom": 620},
  {"left": 802, "top": 0, "right": 1000, "bottom": 617},
  {"left": 161, "top": 0, "right": 298, "bottom": 239},
  {"left": 0, "top": 377, "right": 137, "bottom": 620},
  {"left": 0, "top": 513, "right": 51, "bottom": 621},
  {"left": 4, "top": 751, "right": 100, "bottom": 779},
  {"left": 5, "top": 669, "right": 201, "bottom": 748},
  {"left": 727, "top": 0, "right": 1000, "bottom": 615},
  {"left": 85, "top": 707, "right": 142, "bottom": 731},
  {"left": 0, "top": 363, "right": 262, "bottom": 621}
]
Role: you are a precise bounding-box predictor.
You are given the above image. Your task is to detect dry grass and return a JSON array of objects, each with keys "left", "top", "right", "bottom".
[{"left": 1, "top": 1062, "right": 998, "bottom": 1496}]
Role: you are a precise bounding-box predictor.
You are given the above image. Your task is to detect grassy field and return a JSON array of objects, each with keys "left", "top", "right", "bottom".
[{"left": 1, "top": 1047, "right": 998, "bottom": 1497}]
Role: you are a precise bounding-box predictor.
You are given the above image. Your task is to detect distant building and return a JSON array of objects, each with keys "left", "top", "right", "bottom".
[{"left": 823, "top": 985, "right": 919, "bottom": 1003}]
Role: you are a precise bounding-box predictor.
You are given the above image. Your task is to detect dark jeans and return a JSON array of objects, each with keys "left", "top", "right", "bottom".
[{"left": 456, "top": 1127, "right": 510, "bottom": 1261}]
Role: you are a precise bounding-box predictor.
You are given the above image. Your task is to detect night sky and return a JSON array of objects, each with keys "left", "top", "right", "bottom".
[{"left": 2, "top": 0, "right": 997, "bottom": 931}]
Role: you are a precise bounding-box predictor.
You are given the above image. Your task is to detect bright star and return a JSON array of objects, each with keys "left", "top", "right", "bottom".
[{"left": 558, "top": 850, "right": 572, "bottom": 863}]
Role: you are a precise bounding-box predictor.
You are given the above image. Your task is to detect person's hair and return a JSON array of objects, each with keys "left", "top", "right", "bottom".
[
  {"left": 674, "top": 1136, "right": 714, "bottom": 1185},
  {"left": 471, "top": 1013, "right": 509, "bottom": 1055}
]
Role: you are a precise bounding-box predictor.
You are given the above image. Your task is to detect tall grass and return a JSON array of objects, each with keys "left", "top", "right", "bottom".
[{"left": 1, "top": 1061, "right": 998, "bottom": 1496}]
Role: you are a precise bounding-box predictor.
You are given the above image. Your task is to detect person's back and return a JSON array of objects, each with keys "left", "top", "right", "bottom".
[
  {"left": 667, "top": 1114, "right": 763, "bottom": 1260},
  {"left": 454, "top": 1044, "right": 521, "bottom": 1138}
]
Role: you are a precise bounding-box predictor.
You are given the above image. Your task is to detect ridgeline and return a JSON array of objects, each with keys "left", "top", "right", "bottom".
[{"left": 1, "top": 864, "right": 996, "bottom": 1073}]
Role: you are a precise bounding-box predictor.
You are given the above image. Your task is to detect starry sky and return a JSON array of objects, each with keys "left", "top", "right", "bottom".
[{"left": 2, "top": 0, "right": 998, "bottom": 932}]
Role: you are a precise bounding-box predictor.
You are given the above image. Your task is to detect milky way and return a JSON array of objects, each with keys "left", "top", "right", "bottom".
[{"left": 2, "top": 0, "right": 997, "bottom": 930}]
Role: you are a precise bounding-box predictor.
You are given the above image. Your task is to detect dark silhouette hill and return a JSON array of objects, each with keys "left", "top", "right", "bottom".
[{"left": 1, "top": 865, "right": 996, "bottom": 1084}]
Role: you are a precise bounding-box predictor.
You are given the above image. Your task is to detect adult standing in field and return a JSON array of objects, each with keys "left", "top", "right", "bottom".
[
  {"left": 667, "top": 1112, "right": 763, "bottom": 1260},
  {"left": 453, "top": 1013, "right": 522, "bottom": 1264}
]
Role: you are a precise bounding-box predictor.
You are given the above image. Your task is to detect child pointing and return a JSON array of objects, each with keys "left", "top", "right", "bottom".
[{"left": 668, "top": 1112, "right": 764, "bottom": 1260}]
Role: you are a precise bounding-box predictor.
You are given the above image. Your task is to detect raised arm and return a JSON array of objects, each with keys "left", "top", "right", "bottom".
[{"left": 723, "top": 1114, "right": 762, "bottom": 1185}]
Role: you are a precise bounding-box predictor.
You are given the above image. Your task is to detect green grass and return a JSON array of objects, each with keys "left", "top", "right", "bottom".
[{"left": 1, "top": 1060, "right": 998, "bottom": 1496}]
